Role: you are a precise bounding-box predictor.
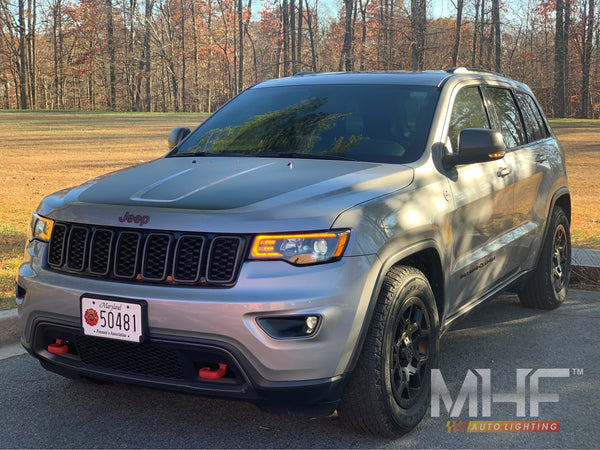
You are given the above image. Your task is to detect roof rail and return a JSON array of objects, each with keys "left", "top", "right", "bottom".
[
  {"left": 446, "top": 67, "right": 511, "bottom": 79},
  {"left": 293, "top": 71, "right": 318, "bottom": 77}
]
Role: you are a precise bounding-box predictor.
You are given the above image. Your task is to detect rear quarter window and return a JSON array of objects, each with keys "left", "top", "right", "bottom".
[{"left": 515, "top": 92, "right": 550, "bottom": 143}]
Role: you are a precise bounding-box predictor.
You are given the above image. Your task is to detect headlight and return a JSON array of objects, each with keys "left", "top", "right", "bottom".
[
  {"left": 250, "top": 230, "right": 350, "bottom": 265},
  {"left": 31, "top": 213, "right": 54, "bottom": 242}
]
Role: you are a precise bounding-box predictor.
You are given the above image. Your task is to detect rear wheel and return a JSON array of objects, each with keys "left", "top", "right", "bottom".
[
  {"left": 338, "top": 266, "right": 439, "bottom": 437},
  {"left": 518, "top": 206, "right": 571, "bottom": 310}
]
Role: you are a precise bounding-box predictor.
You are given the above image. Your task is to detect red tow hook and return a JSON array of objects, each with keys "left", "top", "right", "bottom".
[
  {"left": 199, "top": 363, "right": 228, "bottom": 380},
  {"left": 47, "top": 339, "right": 69, "bottom": 354}
]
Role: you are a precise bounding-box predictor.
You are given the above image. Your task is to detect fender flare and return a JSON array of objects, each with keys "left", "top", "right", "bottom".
[{"left": 345, "top": 239, "right": 444, "bottom": 374}]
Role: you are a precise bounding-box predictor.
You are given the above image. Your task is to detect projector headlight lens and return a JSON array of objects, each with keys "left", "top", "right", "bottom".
[{"left": 250, "top": 230, "right": 350, "bottom": 265}]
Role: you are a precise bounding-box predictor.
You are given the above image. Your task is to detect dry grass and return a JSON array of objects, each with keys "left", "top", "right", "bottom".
[
  {"left": 551, "top": 120, "right": 600, "bottom": 249},
  {"left": 0, "top": 112, "right": 598, "bottom": 310},
  {"left": 0, "top": 111, "right": 204, "bottom": 310}
]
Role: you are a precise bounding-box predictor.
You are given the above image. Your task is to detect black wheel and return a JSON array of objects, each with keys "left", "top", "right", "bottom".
[
  {"left": 518, "top": 206, "right": 571, "bottom": 310},
  {"left": 338, "top": 266, "right": 439, "bottom": 437}
]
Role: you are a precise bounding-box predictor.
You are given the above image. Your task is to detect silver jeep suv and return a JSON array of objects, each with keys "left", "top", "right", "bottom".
[{"left": 17, "top": 68, "right": 570, "bottom": 437}]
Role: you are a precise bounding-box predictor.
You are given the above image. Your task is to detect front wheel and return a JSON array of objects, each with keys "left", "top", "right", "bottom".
[
  {"left": 338, "top": 266, "right": 439, "bottom": 437},
  {"left": 518, "top": 206, "right": 571, "bottom": 310}
]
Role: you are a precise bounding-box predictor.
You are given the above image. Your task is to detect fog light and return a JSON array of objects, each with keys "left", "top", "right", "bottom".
[
  {"left": 305, "top": 315, "right": 319, "bottom": 334},
  {"left": 257, "top": 315, "right": 321, "bottom": 339}
]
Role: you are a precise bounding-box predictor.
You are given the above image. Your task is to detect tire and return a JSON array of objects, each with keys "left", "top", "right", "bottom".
[
  {"left": 518, "top": 206, "right": 571, "bottom": 310},
  {"left": 338, "top": 265, "right": 439, "bottom": 437}
]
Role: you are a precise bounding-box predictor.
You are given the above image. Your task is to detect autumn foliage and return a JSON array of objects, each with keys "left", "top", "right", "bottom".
[{"left": 0, "top": 0, "right": 597, "bottom": 117}]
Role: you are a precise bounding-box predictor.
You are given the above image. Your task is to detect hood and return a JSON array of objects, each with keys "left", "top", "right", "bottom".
[{"left": 38, "top": 156, "right": 414, "bottom": 233}]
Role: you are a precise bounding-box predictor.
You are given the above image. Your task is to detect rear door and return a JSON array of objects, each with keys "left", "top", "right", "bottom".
[
  {"left": 444, "top": 84, "right": 519, "bottom": 313},
  {"left": 509, "top": 91, "right": 561, "bottom": 270}
]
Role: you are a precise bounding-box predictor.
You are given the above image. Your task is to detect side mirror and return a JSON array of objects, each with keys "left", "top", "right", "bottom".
[
  {"left": 168, "top": 127, "right": 191, "bottom": 150},
  {"left": 444, "top": 128, "right": 506, "bottom": 169}
]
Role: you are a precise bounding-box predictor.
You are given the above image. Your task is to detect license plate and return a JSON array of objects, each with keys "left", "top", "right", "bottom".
[{"left": 81, "top": 297, "right": 145, "bottom": 343}]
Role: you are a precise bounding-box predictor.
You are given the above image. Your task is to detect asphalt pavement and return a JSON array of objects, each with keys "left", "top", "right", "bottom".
[{"left": 0, "top": 289, "right": 598, "bottom": 449}]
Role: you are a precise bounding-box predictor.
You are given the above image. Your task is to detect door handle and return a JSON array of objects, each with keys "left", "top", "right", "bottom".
[
  {"left": 497, "top": 167, "right": 511, "bottom": 177},
  {"left": 535, "top": 154, "right": 548, "bottom": 163}
]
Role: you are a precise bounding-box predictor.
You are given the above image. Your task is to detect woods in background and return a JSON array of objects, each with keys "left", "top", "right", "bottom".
[{"left": 0, "top": 0, "right": 598, "bottom": 117}]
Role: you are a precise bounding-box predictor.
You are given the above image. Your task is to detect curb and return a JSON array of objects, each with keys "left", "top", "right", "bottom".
[
  {"left": 0, "top": 308, "right": 19, "bottom": 347},
  {"left": 571, "top": 248, "right": 600, "bottom": 286}
]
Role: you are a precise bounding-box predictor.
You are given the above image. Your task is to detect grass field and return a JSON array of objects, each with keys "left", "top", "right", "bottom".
[{"left": 0, "top": 112, "right": 598, "bottom": 310}]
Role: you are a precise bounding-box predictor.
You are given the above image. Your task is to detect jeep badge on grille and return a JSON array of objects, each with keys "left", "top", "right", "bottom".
[{"left": 118, "top": 211, "right": 150, "bottom": 226}]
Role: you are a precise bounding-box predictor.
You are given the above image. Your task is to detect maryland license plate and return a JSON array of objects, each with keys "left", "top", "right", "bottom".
[{"left": 81, "top": 296, "right": 145, "bottom": 343}]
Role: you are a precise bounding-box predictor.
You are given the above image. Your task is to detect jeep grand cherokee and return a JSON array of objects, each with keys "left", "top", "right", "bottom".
[{"left": 17, "top": 68, "right": 570, "bottom": 436}]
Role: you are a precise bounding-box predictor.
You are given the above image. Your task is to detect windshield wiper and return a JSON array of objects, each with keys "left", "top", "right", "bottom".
[
  {"left": 254, "top": 152, "right": 357, "bottom": 161},
  {"left": 170, "top": 152, "right": 207, "bottom": 157},
  {"left": 170, "top": 151, "right": 253, "bottom": 158}
]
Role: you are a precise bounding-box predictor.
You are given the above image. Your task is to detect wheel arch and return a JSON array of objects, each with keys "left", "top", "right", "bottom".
[
  {"left": 345, "top": 240, "right": 445, "bottom": 373},
  {"left": 536, "top": 188, "right": 571, "bottom": 264},
  {"left": 552, "top": 189, "right": 571, "bottom": 224}
]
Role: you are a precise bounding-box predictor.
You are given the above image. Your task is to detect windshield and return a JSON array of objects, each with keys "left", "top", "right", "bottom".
[{"left": 173, "top": 84, "right": 439, "bottom": 164}]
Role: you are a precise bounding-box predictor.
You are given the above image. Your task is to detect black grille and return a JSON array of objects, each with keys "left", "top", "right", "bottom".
[
  {"left": 173, "top": 236, "right": 205, "bottom": 283},
  {"left": 89, "top": 229, "right": 114, "bottom": 275},
  {"left": 75, "top": 335, "right": 185, "bottom": 380},
  {"left": 208, "top": 237, "right": 243, "bottom": 283},
  {"left": 66, "top": 226, "right": 89, "bottom": 271},
  {"left": 48, "top": 223, "right": 67, "bottom": 266},
  {"left": 115, "top": 232, "right": 141, "bottom": 278},
  {"left": 47, "top": 223, "right": 246, "bottom": 286}
]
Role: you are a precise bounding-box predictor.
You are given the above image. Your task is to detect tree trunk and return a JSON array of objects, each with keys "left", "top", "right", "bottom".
[
  {"left": 411, "top": 0, "right": 426, "bottom": 71},
  {"left": 554, "top": 0, "right": 566, "bottom": 117},
  {"left": 180, "top": 0, "right": 186, "bottom": 110},
  {"left": 358, "top": 0, "right": 368, "bottom": 70},
  {"left": 105, "top": 0, "right": 116, "bottom": 110},
  {"left": 471, "top": 0, "right": 479, "bottom": 66},
  {"left": 290, "top": 0, "right": 296, "bottom": 73},
  {"left": 282, "top": 0, "right": 290, "bottom": 76},
  {"left": 339, "top": 0, "right": 354, "bottom": 71},
  {"left": 305, "top": 0, "right": 317, "bottom": 71},
  {"left": 51, "top": 0, "right": 64, "bottom": 109},
  {"left": 452, "top": 0, "right": 463, "bottom": 67},
  {"left": 238, "top": 0, "right": 244, "bottom": 92},
  {"left": 18, "top": 0, "right": 28, "bottom": 108},
  {"left": 580, "top": 0, "right": 594, "bottom": 118},
  {"left": 297, "top": 0, "right": 303, "bottom": 70},
  {"left": 27, "top": 0, "right": 36, "bottom": 108},
  {"left": 492, "top": 0, "right": 501, "bottom": 72},
  {"left": 479, "top": 0, "right": 485, "bottom": 67},
  {"left": 244, "top": 0, "right": 258, "bottom": 83},
  {"left": 191, "top": 0, "right": 200, "bottom": 111}
]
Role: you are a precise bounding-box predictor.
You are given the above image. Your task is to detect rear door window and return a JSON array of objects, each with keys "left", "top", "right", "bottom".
[{"left": 484, "top": 87, "right": 527, "bottom": 149}]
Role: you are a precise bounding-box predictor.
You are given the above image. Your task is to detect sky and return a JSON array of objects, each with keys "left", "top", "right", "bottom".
[
  {"left": 251, "top": 0, "right": 459, "bottom": 23},
  {"left": 315, "top": 0, "right": 458, "bottom": 20}
]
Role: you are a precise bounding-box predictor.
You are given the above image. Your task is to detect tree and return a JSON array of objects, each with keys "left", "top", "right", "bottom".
[
  {"left": 579, "top": 0, "right": 594, "bottom": 118},
  {"left": 411, "top": 0, "right": 426, "bottom": 70},
  {"left": 18, "top": 0, "right": 28, "bottom": 108},
  {"left": 492, "top": 0, "right": 501, "bottom": 71},
  {"left": 104, "top": 0, "right": 116, "bottom": 109},
  {"left": 339, "top": 0, "right": 353, "bottom": 70},
  {"left": 554, "top": 0, "right": 570, "bottom": 117},
  {"left": 452, "top": 0, "right": 464, "bottom": 67}
]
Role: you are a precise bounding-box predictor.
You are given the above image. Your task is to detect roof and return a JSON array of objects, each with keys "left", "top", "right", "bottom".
[{"left": 251, "top": 71, "right": 453, "bottom": 88}]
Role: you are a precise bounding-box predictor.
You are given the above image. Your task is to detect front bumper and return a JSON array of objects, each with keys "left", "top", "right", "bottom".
[
  {"left": 22, "top": 319, "right": 348, "bottom": 416},
  {"left": 18, "top": 240, "right": 376, "bottom": 411}
]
